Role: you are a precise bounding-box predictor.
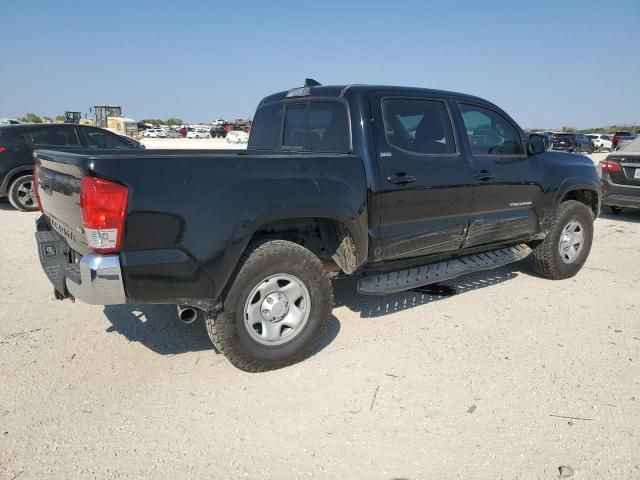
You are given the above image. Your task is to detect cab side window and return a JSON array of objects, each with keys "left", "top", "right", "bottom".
[
  {"left": 84, "top": 130, "right": 133, "bottom": 149},
  {"left": 382, "top": 98, "right": 456, "bottom": 155},
  {"left": 25, "top": 127, "right": 81, "bottom": 146},
  {"left": 460, "top": 104, "right": 524, "bottom": 155}
]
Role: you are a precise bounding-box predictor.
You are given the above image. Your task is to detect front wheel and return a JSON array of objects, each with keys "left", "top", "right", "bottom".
[
  {"left": 8, "top": 174, "right": 38, "bottom": 212},
  {"left": 528, "top": 200, "right": 594, "bottom": 279},
  {"left": 206, "top": 240, "right": 333, "bottom": 372}
]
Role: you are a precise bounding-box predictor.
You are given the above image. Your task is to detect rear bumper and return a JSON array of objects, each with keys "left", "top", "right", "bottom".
[
  {"left": 35, "top": 215, "right": 127, "bottom": 305},
  {"left": 602, "top": 177, "right": 640, "bottom": 209}
]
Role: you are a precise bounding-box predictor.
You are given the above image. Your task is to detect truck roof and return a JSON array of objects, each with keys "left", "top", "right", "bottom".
[{"left": 259, "top": 84, "right": 489, "bottom": 107}]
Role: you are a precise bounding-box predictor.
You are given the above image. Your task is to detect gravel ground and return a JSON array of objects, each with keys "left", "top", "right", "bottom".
[{"left": 1, "top": 152, "right": 639, "bottom": 479}]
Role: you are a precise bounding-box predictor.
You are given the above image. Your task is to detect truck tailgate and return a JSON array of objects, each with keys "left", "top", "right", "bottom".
[{"left": 35, "top": 150, "right": 93, "bottom": 255}]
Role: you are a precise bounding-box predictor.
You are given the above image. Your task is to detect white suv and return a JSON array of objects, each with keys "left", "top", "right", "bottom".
[
  {"left": 186, "top": 128, "right": 210, "bottom": 139},
  {"left": 586, "top": 134, "right": 612, "bottom": 152}
]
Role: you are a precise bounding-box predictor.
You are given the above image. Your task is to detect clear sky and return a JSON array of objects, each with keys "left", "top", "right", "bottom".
[{"left": 1, "top": 0, "right": 638, "bottom": 128}]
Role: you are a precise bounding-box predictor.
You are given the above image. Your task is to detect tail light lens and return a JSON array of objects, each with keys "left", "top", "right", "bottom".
[
  {"left": 600, "top": 160, "right": 622, "bottom": 173},
  {"left": 33, "top": 164, "right": 43, "bottom": 212},
  {"left": 80, "top": 177, "right": 128, "bottom": 252},
  {"left": 0, "top": 146, "right": 6, "bottom": 153}
]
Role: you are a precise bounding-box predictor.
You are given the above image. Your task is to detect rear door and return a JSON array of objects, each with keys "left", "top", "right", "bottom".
[
  {"left": 370, "top": 93, "right": 474, "bottom": 261},
  {"left": 453, "top": 101, "right": 543, "bottom": 248}
]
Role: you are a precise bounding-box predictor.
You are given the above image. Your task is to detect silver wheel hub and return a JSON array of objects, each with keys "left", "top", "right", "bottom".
[
  {"left": 558, "top": 219, "right": 585, "bottom": 264},
  {"left": 260, "top": 292, "right": 289, "bottom": 322},
  {"left": 244, "top": 273, "right": 311, "bottom": 345}
]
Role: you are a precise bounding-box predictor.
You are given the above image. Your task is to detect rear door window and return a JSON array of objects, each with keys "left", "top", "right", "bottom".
[
  {"left": 25, "top": 127, "right": 81, "bottom": 146},
  {"left": 83, "top": 129, "right": 135, "bottom": 149},
  {"left": 381, "top": 98, "right": 456, "bottom": 154},
  {"left": 460, "top": 104, "right": 524, "bottom": 155}
]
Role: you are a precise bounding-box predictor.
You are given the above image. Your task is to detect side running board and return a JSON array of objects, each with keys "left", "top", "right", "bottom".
[{"left": 357, "top": 244, "right": 531, "bottom": 295}]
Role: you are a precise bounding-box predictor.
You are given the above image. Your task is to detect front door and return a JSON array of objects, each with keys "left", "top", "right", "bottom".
[
  {"left": 370, "top": 94, "right": 475, "bottom": 261},
  {"left": 454, "top": 102, "right": 543, "bottom": 248}
]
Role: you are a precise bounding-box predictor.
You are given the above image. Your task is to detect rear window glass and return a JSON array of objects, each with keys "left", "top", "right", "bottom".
[
  {"left": 248, "top": 104, "right": 283, "bottom": 150},
  {"left": 555, "top": 134, "right": 573, "bottom": 140},
  {"left": 25, "top": 127, "right": 81, "bottom": 146},
  {"left": 249, "top": 100, "right": 350, "bottom": 153}
]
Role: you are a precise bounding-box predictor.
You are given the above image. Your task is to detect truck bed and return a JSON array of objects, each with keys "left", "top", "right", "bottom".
[{"left": 34, "top": 148, "right": 369, "bottom": 307}]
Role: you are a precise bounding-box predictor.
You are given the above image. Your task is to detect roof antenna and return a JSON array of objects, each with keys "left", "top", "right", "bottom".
[{"left": 304, "top": 78, "right": 321, "bottom": 87}]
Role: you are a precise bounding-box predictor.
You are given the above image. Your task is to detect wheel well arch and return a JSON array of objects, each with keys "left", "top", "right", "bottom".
[
  {"left": 1, "top": 166, "right": 33, "bottom": 196},
  {"left": 249, "top": 217, "right": 359, "bottom": 274},
  {"left": 559, "top": 188, "right": 600, "bottom": 217}
]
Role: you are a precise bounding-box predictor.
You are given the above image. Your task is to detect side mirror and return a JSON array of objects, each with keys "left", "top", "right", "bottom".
[{"left": 528, "top": 133, "right": 548, "bottom": 155}]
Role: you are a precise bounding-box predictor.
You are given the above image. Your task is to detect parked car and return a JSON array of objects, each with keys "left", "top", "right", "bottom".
[
  {"left": 226, "top": 130, "right": 249, "bottom": 143},
  {"left": 612, "top": 131, "right": 637, "bottom": 150},
  {"left": 156, "top": 128, "right": 180, "bottom": 139},
  {"left": 599, "top": 136, "right": 640, "bottom": 214},
  {"left": 552, "top": 133, "right": 594, "bottom": 153},
  {"left": 33, "top": 81, "right": 599, "bottom": 371},
  {"left": 0, "top": 123, "right": 143, "bottom": 211},
  {"left": 143, "top": 128, "right": 161, "bottom": 138},
  {"left": 177, "top": 127, "right": 188, "bottom": 137},
  {"left": 210, "top": 124, "right": 227, "bottom": 138},
  {"left": 186, "top": 128, "right": 210, "bottom": 139},
  {"left": 615, "top": 134, "right": 638, "bottom": 151},
  {"left": 586, "top": 134, "right": 612, "bottom": 152}
]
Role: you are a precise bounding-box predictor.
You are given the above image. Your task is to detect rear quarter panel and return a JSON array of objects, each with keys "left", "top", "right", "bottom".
[{"left": 38, "top": 150, "right": 369, "bottom": 305}]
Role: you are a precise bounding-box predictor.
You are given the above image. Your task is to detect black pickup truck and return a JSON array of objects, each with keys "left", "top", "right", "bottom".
[{"left": 33, "top": 81, "right": 600, "bottom": 371}]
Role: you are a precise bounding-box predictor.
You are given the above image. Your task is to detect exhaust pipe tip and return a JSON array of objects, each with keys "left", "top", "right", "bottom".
[{"left": 177, "top": 305, "right": 198, "bottom": 324}]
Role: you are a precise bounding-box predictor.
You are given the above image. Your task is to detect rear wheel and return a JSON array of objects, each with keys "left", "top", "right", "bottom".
[
  {"left": 528, "top": 200, "right": 594, "bottom": 279},
  {"left": 206, "top": 240, "right": 333, "bottom": 372},
  {"left": 8, "top": 174, "right": 38, "bottom": 212}
]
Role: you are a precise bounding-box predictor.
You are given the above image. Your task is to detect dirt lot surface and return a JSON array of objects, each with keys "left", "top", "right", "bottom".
[{"left": 1, "top": 152, "right": 639, "bottom": 479}]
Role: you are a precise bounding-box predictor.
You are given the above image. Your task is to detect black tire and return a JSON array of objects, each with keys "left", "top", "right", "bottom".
[
  {"left": 608, "top": 205, "right": 622, "bottom": 214},
  {"left": 528, "top": 200, "right": 594, "bottom": 280},
  {"left": 8, "top": 174, "right": 38, "bottom": 212},
  {"left": 206, "top": 239, "right": 333, "bottom": 372}
]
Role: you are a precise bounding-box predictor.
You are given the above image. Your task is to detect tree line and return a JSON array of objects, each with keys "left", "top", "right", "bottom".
[{"left": 15, "top": 113, "right": 185, "bottom": 126}]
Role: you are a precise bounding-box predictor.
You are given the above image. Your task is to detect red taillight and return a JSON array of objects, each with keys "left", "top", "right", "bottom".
[
  {"left": 33, "top": 164, "right": 43, "bottom": 212},
  {"left": 0, "top": 146, "right": 6, "bottom": 154},
  {"left": 600, "top": 160, "right": 622, "bottom": 173},
  {"left": 80, "top": 177, "right": 128, "bottom": 252}
]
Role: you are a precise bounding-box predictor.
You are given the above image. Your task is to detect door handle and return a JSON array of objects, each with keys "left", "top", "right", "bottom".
[
  {"left": 387, "top": 173, "right": 416, "bottom": 185},
  {"left": 473, "top": 170, "right": 495, "bottom": 181}
]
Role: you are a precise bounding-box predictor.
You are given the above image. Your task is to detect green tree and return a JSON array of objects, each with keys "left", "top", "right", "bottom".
[
  {"left": 166, "top": 117, "right": 183, "bottom": 126},
  {"left": 20, "top": 113, "right": 42, "bottom": 123},
  {"left": 55, "top": 115, "right": 65, "bottom": 122},
  {"left": 561, "top": 126, "right": 576, "bottom": 133}
]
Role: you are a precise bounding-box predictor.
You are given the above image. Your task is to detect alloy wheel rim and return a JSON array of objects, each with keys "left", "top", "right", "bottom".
[
  {"left": 558, "top": 219, "right": 585, "bottom": 264},
  {"left": 16, "top": 180, "right": 36, "bottom": 208},
  {"left": 244, "top": 273, "right": 311, "bottom": 346}
]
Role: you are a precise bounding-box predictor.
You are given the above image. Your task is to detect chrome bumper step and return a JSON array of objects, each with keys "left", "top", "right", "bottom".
[{"left": 357, "top": 244, "right": 531, "bottom": 295}]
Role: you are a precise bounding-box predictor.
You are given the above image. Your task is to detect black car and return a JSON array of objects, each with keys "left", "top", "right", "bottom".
[
  {"left": 600, "top": 137, "right": 640, "bottom": 214},
  {"left": 553, "top": 133, "right": 594, "bottom": 153},
  {"left": 33, "top": 81, "right": 600, "bottom": 371},
  {"left": 0, "top": 124, "right": 143, "bottom": 211}
]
